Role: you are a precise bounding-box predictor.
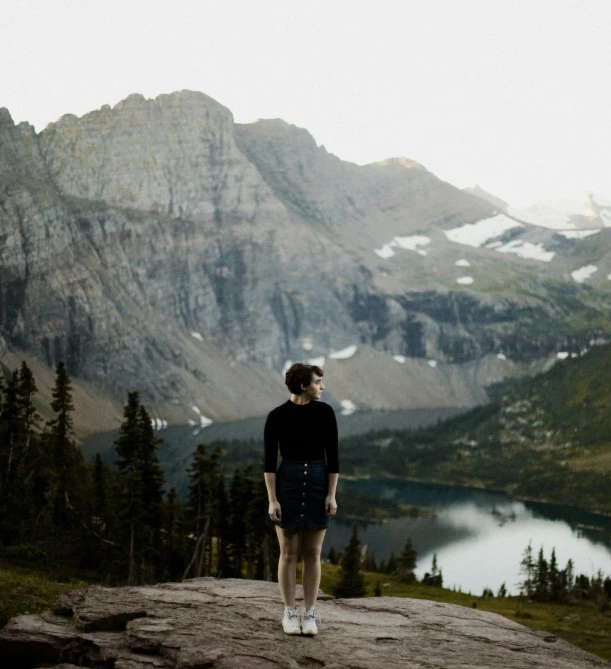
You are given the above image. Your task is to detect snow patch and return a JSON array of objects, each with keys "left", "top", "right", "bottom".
[
  {"left": 191, "top": 332, "right": 204, "bottom": 342},
  {"left": 495, "top": 240, "right": 555, "bottom": 262},
  {"left": 497, "top": 353, "right": 507, "bottom": 361},
  {"left": 329, "top": 345, "right": 357, "bottom": 360},
  {"left": 556, "top": 352, "right": 569, "bottom": 359},
  {"left": 375, "top": 235, "right": 431, "bottom": 259},
  {"left": 455, "top": 259, "right": 471, "bottom": 267},
  {"left": 308, "top": 356, "right": 326, "bottom": 367},
  {"left": 427, "top": 360, "right": 437, "bottom": 368},
  {"left": 445, "top": 214, "right": 523, "bottom": 248},
  {"left": 456, "top": 276, "right": 474, "bottom": 285},
  {"left": 417, "top": 249, "right": 428, "bottom": 256},
  {"left": 189, "top": 405, "right": 213, "bottom": 434},
  {"left": 374, "top": 243, "right": 396, "bottom": 259},
  {"left": 571, "top": 265, "right": 598, "bottom": 283},
  {"left": 393, "top": 355, "right": 406, "bottom": 363},
  {"left": 556, "top": 229, "right": 601, "bottom": 240},
  {"left": 394, "top": 235, "right": 431, "bottom": 251},
  {"left": 339, "top": 399, "right": 356, "bottom": 416},
  {"left": 151, "top": 417, "right": 168, "bottom": 431},
  {"left": 302, "top": 338, "right": 313, "bottom": 351}
]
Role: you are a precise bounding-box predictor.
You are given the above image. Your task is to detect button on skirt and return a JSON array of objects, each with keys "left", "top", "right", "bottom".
[{"left": 272, "top": 459, "right": 329, "bottom": 532}]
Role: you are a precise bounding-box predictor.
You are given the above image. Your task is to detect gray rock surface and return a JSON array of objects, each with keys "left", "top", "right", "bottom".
[{"left": 1, "top": 578, "right": 609, "bottom": 669}]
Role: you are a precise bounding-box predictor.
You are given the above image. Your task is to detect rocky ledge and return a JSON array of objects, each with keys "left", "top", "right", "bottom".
[{"left": 0, "top": 578, "right": 608, "bottom": 669}]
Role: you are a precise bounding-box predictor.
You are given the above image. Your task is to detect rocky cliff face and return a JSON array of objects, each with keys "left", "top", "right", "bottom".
[
  {"left": 1, "top": 91, "right": 609, "bottom": 431},
  {"left": 1, "top": 578, "right": 609, "bottom": 669}
]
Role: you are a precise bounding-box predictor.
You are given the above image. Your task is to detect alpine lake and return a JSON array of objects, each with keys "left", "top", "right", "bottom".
[{"left": 84, "top": 406, "right": 611, "bottom": 596}]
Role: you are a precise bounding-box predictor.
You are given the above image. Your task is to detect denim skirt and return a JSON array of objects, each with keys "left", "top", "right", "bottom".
[{"left": 272, "top": 459, "right": 330, "bottom": 532}]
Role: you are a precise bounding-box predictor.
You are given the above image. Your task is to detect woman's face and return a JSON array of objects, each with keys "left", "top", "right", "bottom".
[{"left": 302, "top": 373, "right": 325, "bottom": 401}]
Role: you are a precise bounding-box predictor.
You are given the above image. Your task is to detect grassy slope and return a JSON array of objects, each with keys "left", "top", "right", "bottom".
[
  {"left": 2, "top": 557, "right": 610, "bottom": 663},
  {"left": 340, "top": 342, "right": 611, "bottom": 514}
]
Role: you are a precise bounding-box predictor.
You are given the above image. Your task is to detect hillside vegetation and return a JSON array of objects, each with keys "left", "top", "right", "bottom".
[{"left": 339, "top": 342, "right": 611, "bottom": 514}]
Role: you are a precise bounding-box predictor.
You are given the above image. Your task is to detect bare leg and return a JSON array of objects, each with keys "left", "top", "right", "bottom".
[
  {"left": 301, "top": 529, "right": 326, "bottom": 609},
  {"left": 275, "top": 526, "right": 301, "bottom": 607}
]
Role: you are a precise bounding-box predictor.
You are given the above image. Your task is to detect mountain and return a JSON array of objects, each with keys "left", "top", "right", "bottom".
[
  {"left": 463, "top": 184, "right": 509, "bottom": 211},
  {"left": 1, "top": 90, "right": 611, "bottom": 435}
]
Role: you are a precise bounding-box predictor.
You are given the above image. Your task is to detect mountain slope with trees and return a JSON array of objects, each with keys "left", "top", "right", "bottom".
[{"left": 339, "top": 342, "right": 611, "bottom": 514}]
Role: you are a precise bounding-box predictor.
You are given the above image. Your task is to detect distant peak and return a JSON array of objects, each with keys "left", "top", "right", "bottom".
[{"left": 370, "top": 157, "right": 425, "bottom": 170}]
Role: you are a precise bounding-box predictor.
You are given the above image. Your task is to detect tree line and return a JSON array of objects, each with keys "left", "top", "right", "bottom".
[
  {"left": 0, "top": 360, "right": 278, "bottom": 585},
  {"left": 330, "top": 525, "right": 443, "bottom": 598}
]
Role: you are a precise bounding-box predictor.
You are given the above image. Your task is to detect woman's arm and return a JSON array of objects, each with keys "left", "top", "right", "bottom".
[
  {"left": 326, "top": 473, "right": 338, "bottom": 515},
  {"left": 264, "top": 472, "right": 282, "bottom": 521}
]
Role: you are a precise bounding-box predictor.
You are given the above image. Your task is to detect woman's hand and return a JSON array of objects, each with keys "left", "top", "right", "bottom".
[
  {"left": 325, "top": 495, "right": 337, "bottom": 516},
  {"left": 268, "top": 500, "right": 282, "bottom": 522}
]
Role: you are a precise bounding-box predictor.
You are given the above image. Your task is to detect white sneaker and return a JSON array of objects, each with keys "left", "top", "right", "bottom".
[
  {"left": 282, "top": 606, "right": 301, "bottom": 635},
  {"left": 301, "top": 606, "right": 319, "bottom": 636}
]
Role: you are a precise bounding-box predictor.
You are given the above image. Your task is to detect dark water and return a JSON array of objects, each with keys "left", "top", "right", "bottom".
[{"left": 329, "top": 479, "right": 611, "bottom": 596}]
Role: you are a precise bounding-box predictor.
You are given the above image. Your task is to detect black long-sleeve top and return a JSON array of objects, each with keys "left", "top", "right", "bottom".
[{"left": 264, "top": 399, "right": 339, "bottom": 473}]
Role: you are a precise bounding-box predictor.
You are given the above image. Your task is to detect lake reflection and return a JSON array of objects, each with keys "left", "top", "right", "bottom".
[{"left": 327, "top": 480, "right": 611, "bottom": 596}]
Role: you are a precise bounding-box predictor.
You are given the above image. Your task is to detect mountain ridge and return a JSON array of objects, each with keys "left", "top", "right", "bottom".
[{"left": 1, "top": 90, "right": 610, "bottom": 433}]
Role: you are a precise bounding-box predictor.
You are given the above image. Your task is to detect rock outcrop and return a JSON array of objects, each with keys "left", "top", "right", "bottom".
[{"left": 1, "top": 578, "right": 609, "bottom": 669}]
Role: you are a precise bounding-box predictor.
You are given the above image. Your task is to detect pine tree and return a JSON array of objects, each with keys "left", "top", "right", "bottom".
[
  {"left": 47, "top": 362, "right": 78, "bottom": 529},
  {"left": 534, "top": 546, "right": 549, "bottom": 601},
  {"left": 0, "top": 363, "right": 43, "bottom": 540},
  {"left": 385, "top": 551, "right": 397, "bottom": 574},
  {"left": 423, "top": 553, "right": 443, "bottom": 587},
  {"left": 183, "top": 444, "right": 221, "bottom": 578},
  {"left": 333, "top": 524, "right": 366, "bottom": 598},
  {"left": 136, "top": 404, "right": 165, "bottom": 581},
  {"left": 519, "top": 540, "right": 535, "bottom": 597},
  {"left": 395, "top": 536, "right": 417, "bottom": 583},
  {"left": 114, "top": 391, "right": 144, "bottom": 583},
  {"left": 214, "top": 474, "right": 231, "bottom": 578},
  {"left": 228, "top": 465, "right": 254, "bottom": 577},
  {"left": 161, "top": 487, "right": 186, "bottom": 581},
  {"left": 92, "top": 453, "right": 111, "bottom": 537}
]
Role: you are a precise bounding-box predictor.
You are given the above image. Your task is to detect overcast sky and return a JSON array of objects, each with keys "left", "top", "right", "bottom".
[{"left": 2, "top": 0, "right": 610, "bottom": 206}]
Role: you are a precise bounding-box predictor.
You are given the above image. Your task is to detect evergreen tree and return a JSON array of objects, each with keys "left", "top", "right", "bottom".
[
  {"left": 327, "top": 546, "right": 339, "bottom": 565},
  {"left": 0, "top": 363, "right": 43, "bottom": 540},
  {"left": 136, "top": 404, "right": 165, "bottom": 581},
  {"left": 534, "top": 546, "right": 549, "bottom": 601},
  {"left": 92, "top": 453, "right": 111, "bottom": 537},
  {"left": 395, "top": 536, "right": 417, "bottom": 583},
  {"left": 46, "top": 362, "right": 79, "bottom": 529},
  {"left": 183, "top": 444, "right": 221, "bottom": 578},
  {"left": 114, "top": 391, "right": 144, "bottom": 583},
  {"left": 250, "top": 461, "right": 277, "bottom": 581},
  {"left": 333, "top": 524, "right": 366, "bottom": 598},
  {"left": 228, "top": 464, "right": 254, "bottom": 577},
  {"left": 374, "top": 580, "right": 382, "bottom": 596},
  {"left": 214, "top": 474, "right": 231, "bottom": 578},
  {"left": 519, "top": 540, "right": 535, "bottom": 597},
  {"left": 161, "top": 487, "right": 186, "bottom": 581},
  {"left": 423, "top": 553, "right": 443, "bottom": 587}
]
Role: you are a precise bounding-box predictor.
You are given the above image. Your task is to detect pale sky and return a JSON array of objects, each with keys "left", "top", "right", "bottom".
[{"left": 2, "top": 0, "right": 610, "bottom": 207}]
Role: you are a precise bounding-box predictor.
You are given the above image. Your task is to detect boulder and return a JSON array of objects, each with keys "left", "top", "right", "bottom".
[{"left": 1, "top": 578, "right": 609, "bottom": 668}]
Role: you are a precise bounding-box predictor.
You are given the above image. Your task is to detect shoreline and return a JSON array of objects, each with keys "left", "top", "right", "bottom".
[{"left": 340, "top": 473, "right": 611, "bottom": 520}]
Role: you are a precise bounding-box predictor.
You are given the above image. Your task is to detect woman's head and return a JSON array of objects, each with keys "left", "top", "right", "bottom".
[{"left": 285, "top": 362, "right": 324, "bottom": 398}]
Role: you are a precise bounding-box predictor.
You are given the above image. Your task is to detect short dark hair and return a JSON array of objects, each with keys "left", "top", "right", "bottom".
[{"left": 285, "top": 362, "right": 324, "bottom": 395}]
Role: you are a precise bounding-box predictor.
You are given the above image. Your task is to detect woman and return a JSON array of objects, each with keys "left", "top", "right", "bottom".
[{"left": 263, "top": 362, "right": 339, "bottom": 636}]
